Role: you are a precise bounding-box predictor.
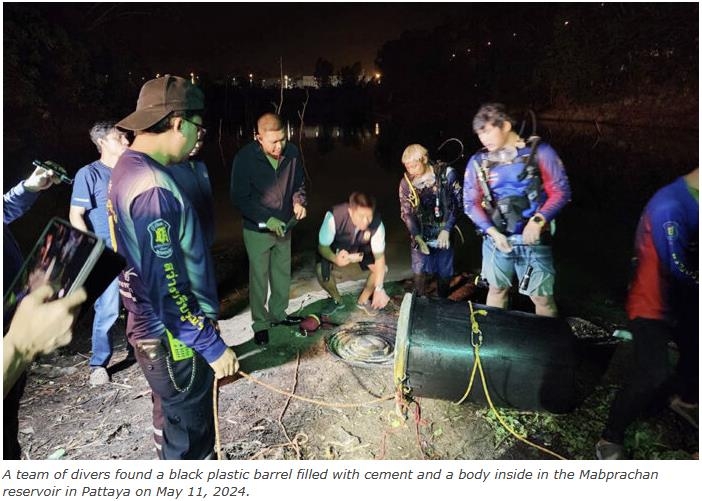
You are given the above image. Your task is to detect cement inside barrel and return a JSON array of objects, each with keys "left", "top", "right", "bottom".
[{"left": 325, "top": 321, "right": 395, "bottom": 367}]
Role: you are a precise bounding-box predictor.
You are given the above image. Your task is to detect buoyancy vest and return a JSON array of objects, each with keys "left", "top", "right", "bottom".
[
  {"left": 473, "top": 136, "right": 543, "bottom": 235},
  {"left": 403, "top": 161, "right": 456, "bottom": 240}
]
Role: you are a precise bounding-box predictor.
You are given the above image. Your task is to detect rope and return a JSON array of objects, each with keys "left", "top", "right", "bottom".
[
  {"left": 455, "top": 301, "right": 568, "bottom": 460},
  {"left": 213, "top": 379, "right": 222, "bottom": 460},
  {"left": 250, "top": 352, "right": 308, "bottom": 460},
  {"left": 212, "top": 365, "right": 394, "bottom": 460},
  {"left": 403, "top": 172, "right": 420, "bottom": 208},
  {"left": 275, "top": 351, "right": 302, "bottom": 459},
  {"left": 237, "top": 370, "right": 394, "bottom": 408}
]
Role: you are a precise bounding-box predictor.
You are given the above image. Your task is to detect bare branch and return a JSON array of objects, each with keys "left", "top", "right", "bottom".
[
  {"left": 277, "top": 56, "right": 284, "bottom": 115},
  {"left": 297, "top": 89, "right": 311, "bottom": 186}
]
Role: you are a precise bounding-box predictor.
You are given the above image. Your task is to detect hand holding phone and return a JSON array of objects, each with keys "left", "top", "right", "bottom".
[
  {"left": 31, "top": 160, "right": 73, "bottom": 186},
  {"left": 348, "top": 252, "right": 364, "bottom": 263}
]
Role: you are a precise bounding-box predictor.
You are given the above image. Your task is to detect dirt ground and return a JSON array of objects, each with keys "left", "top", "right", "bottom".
[
  {"left": 15, "top": 253, "right": 508, "bottom": 462},
  {"left": 14, "top": 253, "right": 697, "bottom": 461}
]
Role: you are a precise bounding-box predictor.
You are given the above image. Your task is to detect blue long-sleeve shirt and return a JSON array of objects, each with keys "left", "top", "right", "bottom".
[
  {"left": 463, "top": 142, "right": 571, "bottom": 234},
  {"left": 627, "top": 176, "right": 699, "bottom": 322},
  {"left": 3, "top": 181, "right": 40, "bottom": 295},
  {"left": 109, "top": 149, "right": 226, "bottom": 363}
]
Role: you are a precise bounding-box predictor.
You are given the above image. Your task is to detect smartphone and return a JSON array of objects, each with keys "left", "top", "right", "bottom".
[
  {"left": 349, "top": 252, "right": 364, "bottom": 263},
  {"left": 3, "top": 218, "right": 122, "bottom": 323},
  {"left": 32, "top": 160, "right": 73, "bottom": 185}
]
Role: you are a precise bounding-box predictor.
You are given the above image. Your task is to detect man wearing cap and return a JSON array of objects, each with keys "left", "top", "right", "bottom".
[
  {"left": 108, "top": 75, "right": 238, "bottom": 460},
  {"left": 230, "top": 113, "right": 307, "bottom": 345}
]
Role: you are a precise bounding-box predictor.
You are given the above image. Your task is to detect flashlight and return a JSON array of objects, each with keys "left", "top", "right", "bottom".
[{"left": 32, "top": 160, "right": 73, "bottom": 185}]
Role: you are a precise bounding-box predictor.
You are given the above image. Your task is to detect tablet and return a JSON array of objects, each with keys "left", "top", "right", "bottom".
[{"left": 3, "top": 217, "right": 123, "bottom": 323}]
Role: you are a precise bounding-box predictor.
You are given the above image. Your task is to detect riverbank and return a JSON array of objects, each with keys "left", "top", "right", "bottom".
[{"left": 539, "top": 89, "right": 699, "bottom": 130}]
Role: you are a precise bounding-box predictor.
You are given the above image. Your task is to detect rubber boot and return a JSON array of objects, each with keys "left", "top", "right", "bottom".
[
  {"left": 437, "top": 277, "right": 451, "bottom": 298},
  {"left": 413, "top": 274, "right": 426, "bottom": 297}
]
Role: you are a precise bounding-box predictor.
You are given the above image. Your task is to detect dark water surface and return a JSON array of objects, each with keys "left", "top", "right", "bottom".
[{"left": 6, "top": 119, "right": 697, "bottom": 322}]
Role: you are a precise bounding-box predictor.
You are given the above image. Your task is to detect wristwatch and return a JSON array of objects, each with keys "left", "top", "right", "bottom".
[
  {"left": 530, "top": 215, "right": 546, "bottom": 228},
  {"left": 375, "top": 285, "right": 385, "bottom": 292}
]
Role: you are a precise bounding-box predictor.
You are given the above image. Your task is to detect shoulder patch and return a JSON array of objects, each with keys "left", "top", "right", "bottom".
[
  {"left": 148, "top": 219, "right": 173, "bottom": 258},
  {"left": 663, "top": 221, "right": 679, "bottom": 241}
]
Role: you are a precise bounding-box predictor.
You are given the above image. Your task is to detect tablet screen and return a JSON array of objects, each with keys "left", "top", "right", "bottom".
[{"left": 3, "top": 218, "right": 103, "bottom": 318}]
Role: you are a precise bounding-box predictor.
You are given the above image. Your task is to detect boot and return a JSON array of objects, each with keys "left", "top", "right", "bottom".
[
  {"left": 413, "top": 273, "right": 426, "bottom": 297},
  {"left": 437, "top": 277, "right": 451, "bottom": 299}
]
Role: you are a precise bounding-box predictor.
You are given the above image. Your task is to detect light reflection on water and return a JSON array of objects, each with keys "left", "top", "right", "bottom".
[
  {"left": 9, "top": 118, "right": 695, "bottom": 316},
  {"left": 230, "top": 123, "right": 379, "bottom": 141}
]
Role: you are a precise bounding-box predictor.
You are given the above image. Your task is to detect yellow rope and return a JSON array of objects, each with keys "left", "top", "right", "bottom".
[
  {"left": 455, "top": 301, "right": 567, "bottom": 460},
  {"left": 213, "top": 379, "right": 222, "bottom": 460},
  {"left": 404, "top": 173, "right": 420, "bottom": 208},
  {"left": 237, "top": 370, "right": 394, "bottom": 408}
]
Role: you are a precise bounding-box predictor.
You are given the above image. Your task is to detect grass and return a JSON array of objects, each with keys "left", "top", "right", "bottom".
[{"left": 475, "top": 383, "right": 697, "bottom": 460}]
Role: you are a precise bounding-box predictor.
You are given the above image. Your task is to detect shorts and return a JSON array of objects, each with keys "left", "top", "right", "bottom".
[
  {"left": 410, "top": 246, "right": 454, "bottom": 278},
  {"left": 481, "top": 234, "right": 555, "bottom": 296}
]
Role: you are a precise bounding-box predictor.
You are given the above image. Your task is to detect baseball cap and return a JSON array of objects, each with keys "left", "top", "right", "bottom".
[{"left": 117, "top": 74, "right": 204, "bottom": 131}]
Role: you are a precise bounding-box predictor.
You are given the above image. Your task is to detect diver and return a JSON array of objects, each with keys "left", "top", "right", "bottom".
[
  {"left": 399, "top": 143, "right": 463, "bottom": 298},
  {"left": 463, "top": 103, "right": 571, "bottom": 317}
]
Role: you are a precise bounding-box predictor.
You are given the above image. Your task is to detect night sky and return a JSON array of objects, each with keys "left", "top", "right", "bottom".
[{"left": 30, "top": 2, "right": 465, "bottom": 76}]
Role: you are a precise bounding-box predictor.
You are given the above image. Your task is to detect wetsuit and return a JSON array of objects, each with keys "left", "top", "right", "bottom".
[{"left": 399, "top": 163, "right": 462, "bottom": 291}]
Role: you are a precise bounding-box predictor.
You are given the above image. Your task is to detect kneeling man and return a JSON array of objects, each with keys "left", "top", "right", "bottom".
[{"left": 316, "top": 192, "right": 390, "bottom": 316}]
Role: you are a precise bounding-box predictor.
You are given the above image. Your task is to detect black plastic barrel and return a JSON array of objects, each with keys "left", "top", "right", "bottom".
[{"left": 394, "top": 294, "right": 577, "bottom": 412}]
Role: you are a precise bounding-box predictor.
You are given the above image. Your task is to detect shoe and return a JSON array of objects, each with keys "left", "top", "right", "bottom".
[
  {"left": 124, "top": 345, "right": 136, "bottom": 363},
  {"left": 669, "top": 396, "right": 699, "bottom": 429},
  {"left": 595, "top": 439, "right": 625, "bottom": 460},
  {"left": 276, "top": 315, "right": 305, "bottom": 326},
  {"left": 356, "top": 301, "right": 379, "bottom": 317},
  {"left": 321, "top": 300, "right": 345, "bottom": 316},
  {"left": 254, "top": 330, "right": 269, "bottom": 345},
  {"left": 89, "top": 367, "right": 110, "bottom": 386}
]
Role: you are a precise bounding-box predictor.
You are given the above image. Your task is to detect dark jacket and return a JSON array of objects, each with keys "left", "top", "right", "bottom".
[{"left": 230, "top": 141, "right": 306, "bottom": 231}]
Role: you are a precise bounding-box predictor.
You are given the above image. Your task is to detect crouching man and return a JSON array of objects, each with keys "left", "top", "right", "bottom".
[{"left": 316, "top": 192, "right": 390, "bottom": 317}]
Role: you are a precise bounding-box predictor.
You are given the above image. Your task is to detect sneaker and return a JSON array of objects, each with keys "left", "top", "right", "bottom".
[
  {"left": 669, "top": 396, "right": 699, "bottom": 429},
  {"left": 356, "top": 301, "right": 379, "bottom": 317},
  {"left": 124, "top": 345, "right": 136, "bottom": 363},
  {"left": 89, "top": 367, "right": 110, "bottom": 386},
  {"left": 254, "top": 329, "right": 269, "bottom": 346},
  {"left": 595, "top": 439, "right": 625, "bottom": 460},
  {"left": 321, "top": 300, "right": 345, "bottom": 316}
]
